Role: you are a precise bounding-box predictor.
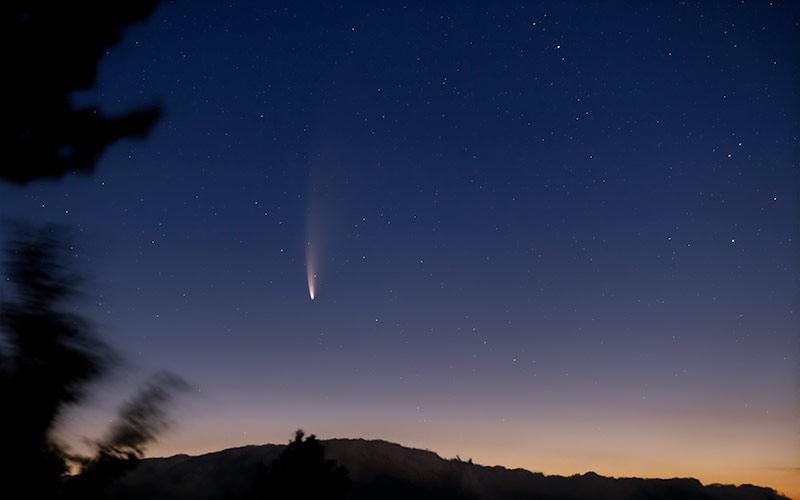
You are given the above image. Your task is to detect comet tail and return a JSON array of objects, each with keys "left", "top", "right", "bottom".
[{"left": 306, "top": 243, "right": 316, "bottom": 300}]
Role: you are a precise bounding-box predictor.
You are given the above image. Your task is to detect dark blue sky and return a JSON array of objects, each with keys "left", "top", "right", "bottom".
[{"left": 1, "top": 1, "right": 797, "bottom": 495}]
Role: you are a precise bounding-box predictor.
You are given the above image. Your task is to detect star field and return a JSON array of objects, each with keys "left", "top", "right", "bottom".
[{"left": 0, "top": 1, "right": 797, "bottom": 497}]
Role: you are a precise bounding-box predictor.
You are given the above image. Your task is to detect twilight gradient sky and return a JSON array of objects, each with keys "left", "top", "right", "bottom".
[{"left": 1, "top": 0, "right": 798, "bottom": 497}]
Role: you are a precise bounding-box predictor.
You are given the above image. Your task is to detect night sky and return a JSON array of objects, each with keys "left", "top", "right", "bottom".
[{"left": 1, "top": 1, "right": 798, "bottom": 497}]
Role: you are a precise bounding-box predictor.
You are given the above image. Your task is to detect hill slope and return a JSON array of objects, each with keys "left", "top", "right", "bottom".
[{"left": 107, "top": 439, "right": 790, "bottom": 500}]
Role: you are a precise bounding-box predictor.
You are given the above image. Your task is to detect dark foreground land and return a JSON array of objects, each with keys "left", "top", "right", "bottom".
[{"left": 101, "top": 438, "right": 788, "bottom": 500}]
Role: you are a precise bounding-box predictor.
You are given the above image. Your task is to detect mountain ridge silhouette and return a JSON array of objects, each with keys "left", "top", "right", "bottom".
[{"left": 96, "top": 438, "right": 791, "bottom": 500}]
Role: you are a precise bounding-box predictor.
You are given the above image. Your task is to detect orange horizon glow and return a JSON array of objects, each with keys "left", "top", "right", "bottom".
[
  {"left": 126, "top": 413, "right": 798, "bottom": 500},
  {"left": 137, "top": 437, "right": 798, "bottom": 500}
]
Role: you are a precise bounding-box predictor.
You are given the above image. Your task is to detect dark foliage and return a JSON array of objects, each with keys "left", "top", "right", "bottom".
[
  {"left": 247, "top": 430, "right": 350, "bottom": 500},
  {"left": 64, "top": 373, "right": 189, "bottom": 500},
  {"left": 3, "top": 0, "right": 164, "bottom": 183},
  {"left": 0, "top": 225, "right": 187, "bottom": 500},
  {"left": 2, "top": 2, "right": 181, "bottom": 498},
  {"left": 0, "top": 224, "right": 109, "bottom": 498}
]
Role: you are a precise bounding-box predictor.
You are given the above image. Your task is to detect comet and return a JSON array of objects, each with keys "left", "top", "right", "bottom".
[
  {"left": 306, "top": 264, "right": 315, "bottom": 300},
  {"left": 306, "top": 242, "right": 316, "bottom": 300}
]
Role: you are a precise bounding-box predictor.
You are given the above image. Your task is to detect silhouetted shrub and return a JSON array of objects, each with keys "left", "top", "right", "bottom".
[{"left": 248, "top": 430, "right": 350, "bottom": 500}]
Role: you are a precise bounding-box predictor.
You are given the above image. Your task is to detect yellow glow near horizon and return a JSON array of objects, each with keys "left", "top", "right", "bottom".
[{"left": 138, "top": 427, "right": 799, "bottom": 500}]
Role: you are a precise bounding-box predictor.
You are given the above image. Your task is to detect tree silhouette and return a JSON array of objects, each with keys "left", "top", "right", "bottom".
[
  {"left": 63, "top": 373, "right": 189, "bottom": 500},
  {"left": 248, "top": 430, "right": 350, "bottom": 500},
  {"left": 3, "top": 2, "right": 184, "bottom": 498},
  {"left": 4, "top": 0, "right": 163, "bottom": 184},
  {"left": 0, "top": 224, "right": 187, "bottom": 500},
  {"left": 0, "top": 224, "right": 110, "bottom": 498}
]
